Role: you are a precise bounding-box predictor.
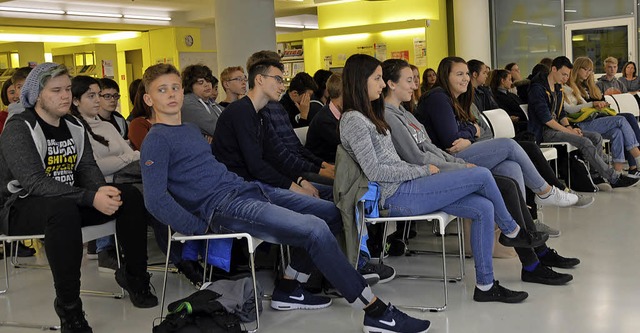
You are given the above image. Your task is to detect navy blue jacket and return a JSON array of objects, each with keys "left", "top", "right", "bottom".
[{"left": 527, "top": 73, "right": 565, "bottom": 143}]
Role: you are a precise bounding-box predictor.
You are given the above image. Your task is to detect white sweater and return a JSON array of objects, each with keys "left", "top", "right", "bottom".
[{"left": 83, "top": 115, "right": 140, "bottom": 182}]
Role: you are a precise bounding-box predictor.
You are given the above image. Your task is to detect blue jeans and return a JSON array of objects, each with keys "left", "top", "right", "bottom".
[
  {"left": 209, "top": 182, "right": 369, "bottom": 304},
  {"left": 618, "top": 113, "right": 640, "bottom": 167},
  {"left": 454, "top": 138, "right": 548, "bottom": 197},
  {"left": 383, "top": 167, "right": 518, "bottom": 285},
  {"left": 577, "top": 115, "right": 639, "bottom": 163}
]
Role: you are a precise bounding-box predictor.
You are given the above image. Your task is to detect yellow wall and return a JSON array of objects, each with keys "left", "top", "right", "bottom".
[
  {"left": 278, "top": 0, "right": 447, "bottom": 79},
  {"left": 0, "top": 42, "right": 45, "bottom": 67}
]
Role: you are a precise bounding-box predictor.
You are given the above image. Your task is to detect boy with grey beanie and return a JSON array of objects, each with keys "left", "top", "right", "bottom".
[{"left": 0, "top": 62, "right": 157, "bottom": 332}]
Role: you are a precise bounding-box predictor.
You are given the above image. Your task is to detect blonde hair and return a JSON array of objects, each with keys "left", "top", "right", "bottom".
[
  {"left": 569, "top": 57, "right": 602, "bottom": 102},
  {"left": 325, "top": 73, "right": 342, "bottom": 99},
  {"left": 604, "top": 56, "right": 618, "bottom": 66},
  {"left": 220, "top": 66, "right": 244, "bottom": 83}
]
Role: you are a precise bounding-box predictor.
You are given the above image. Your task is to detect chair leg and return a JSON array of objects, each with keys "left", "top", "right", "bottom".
[
  {"left": 457, "top": 218, "right": 465, "bottom": 279},
  {"left": 160, "top": 229, "right": 174, "bottom": 319},
  {"left": 1, "top": 240, "right": 8, "bottom": 294},
  {"left": 246, "top": 251, "right": 260, "bottom": 333}
]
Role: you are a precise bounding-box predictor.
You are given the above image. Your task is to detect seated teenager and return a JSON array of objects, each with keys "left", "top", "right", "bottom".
[
  {"left": 420, "top": 68, "right": 437, "bottom": 95},
  {"left": 565, "top": 57, "right": 640, "bottom": 175},
  {"left": 213, "top": 51, "right": 390, "bottom": 282},
  {"left": 490, "top": 69, "right": 529, "bottom": 135},
  {"left": 467, "top": 59, "right": 499, "bottom": 112},
  {"left": 280, "top": 72, "right": 318, "bottom": 128},
  {"left": 306, "top": 73, "right": 342, "bottom": 163},
  {"left": 97, "top": 78, "right": 127, "bottom": 140},
  {"left": 219, "top": 66, "right": 246, "bottom": 108},
  {"left": 127, "top": 82, "right": 154, "bottom": 151},
  {"left": 139, "top": 61, "right": 431, "bottom": 333},
  {"left": 0, "top": 63, "right": 157, "bottom": 332},
  {"left": 339, "top": 54, "right": 550, "bottom": 304},
  {"left": 181, "top": 64, "right": 224, "bottom": 141},
  {"left": 620, "top": 61, "right": 640, "bottom": 92},
  {"left": 71, "top": 75, "right": 204, "bottom": 287},
  {"left": 213, "top": 53, "right": 334, "bottom": 199},
  {"left": 381, "top": 58, "right": 578, "bottom": 286},
  {"left": 527, "top": 56, "right": 639, "bottom": 188},
  {"left": 415, "top": 56, "right": 579, "bottom": 208},
  {"left": 310, "top": 69, "right": 333, "bottom": 122},
  {"left": 596, "top": 57, "right": 628, "bottom": 95}
]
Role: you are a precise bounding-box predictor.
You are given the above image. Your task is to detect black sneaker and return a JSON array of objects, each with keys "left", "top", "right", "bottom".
[
  {"left": 360, "top": 262, "right": 396, "bottom": 284},
  {"left": 97, "top": 249, "right": 119, "bottom": 273},
  {"left": 539, "top": 248, "right": 580, "bottom": 268},
  {"left": 358, "top": 263, "right": 380, "bottom": 285},
  {"left": 86, "top": 241, "right": 97, "bottom": 260},
  {"left": 6, "top": 242, "right": 36, "bottom": 257},
  {"left": 473, "top": 280, "right": 528, "bottom": 303},
  {"left": 174, "top": 260, "right": 205, "bottom": 288},
  {"left": 363, "top": 303, "right": 431, "bottom": 333},
  {"left": 499, "top": 229, "right": 549, "bottom": 248},
  {"left": 270, "top": 283, "right": 332, "bottom": 310},
  {"left": 115, "top": 267, "right": 158, "bottom": 308},
  {"left": 53, "top": 298, "right": 93, "bottom": 333},
  {"left": 611, "top": 175, "right": 640, "bottom": 188},
  {"left": 521, "top": 264, "right": 573, "bottom": 285}
]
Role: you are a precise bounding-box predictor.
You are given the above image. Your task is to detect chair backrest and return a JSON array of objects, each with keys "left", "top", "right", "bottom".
[
  {"left": 604, "top": 95, "right": 619, "bottom": 112},
  {"left": 294, "top": 126, "right": 308, "bottom": 145},
  {"left": 520, "top": 104, "right": 528, "bottom": 119},
  {"left": 611, "top": 93, "right": 640, "bottom": 117},
  {"left": 482, "top": 108, "right": 516, "bottom": 139}
]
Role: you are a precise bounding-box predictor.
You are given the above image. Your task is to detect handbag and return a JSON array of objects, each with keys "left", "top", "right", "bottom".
[
  {"left": 567, "top": 106, "right": 617, "bottom": 123},
  {"left": 112, "top": 161, "right": 142, "bottom": 184}
]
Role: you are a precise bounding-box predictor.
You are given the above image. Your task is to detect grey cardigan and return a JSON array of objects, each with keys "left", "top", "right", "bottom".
[
  {"left": 339, "top": 111, "right": 429, "bottom": 205},
  {"left": 384, "top": 103, "right": 467, "bottom": 171},
  {"left": 0, "top": 109, "right": 105, "bottom": 234}
]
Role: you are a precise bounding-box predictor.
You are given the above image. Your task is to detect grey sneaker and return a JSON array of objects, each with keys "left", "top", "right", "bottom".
[
  {"left": 534, "top": 220, "right": 560, "bottom": 238},
  {"left": 565, "top": 189, "right": 595, "bottom": 208},
  {"left": 596, "top": 182, "right": 613, "bottom": 192}
]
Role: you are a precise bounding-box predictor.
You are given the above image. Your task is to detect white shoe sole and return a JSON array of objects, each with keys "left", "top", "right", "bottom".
[
  {"left": 363, "top": 324, "right": 430, "bottom": 333},
  {"left": 98, "top": 266, "right": 117, "bottom": 273},
  {"left": 378, "top": 270, "right": 397, "bottom": 284},
  {"left": 270, "top": 299, "right": 332, "bottom": 311}
]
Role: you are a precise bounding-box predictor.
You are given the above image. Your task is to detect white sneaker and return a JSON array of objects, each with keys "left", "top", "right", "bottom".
[{"left": 534, "top": 186, "right": 578, "bottom": 207}]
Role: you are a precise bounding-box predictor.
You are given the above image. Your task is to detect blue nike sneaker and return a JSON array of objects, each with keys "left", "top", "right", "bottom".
[
  {"left": 363, "top": 304, "right": 431, "bottom": 333},
  {"left": 270, "top": 283, "right": 332, "bottom": 310}
]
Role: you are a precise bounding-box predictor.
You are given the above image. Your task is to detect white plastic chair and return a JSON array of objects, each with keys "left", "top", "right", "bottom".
[
  {"left": 482, "top": 108, "right": 516, "bottom": 139},
  {"left": 604, "top": 95, "right": 619, "bottom": 112},
  {"left": 160, "top": 227, "right": 263, "bottom": 333},
  {"left": 0, "top": 220, "right": 123, "bottom": 330},
  {"left": 356, "top": 201, "right": 464, "bottom": 312},
  {"left": 611, "top": 93, "right": 640, "bottom": 117},
  {"left": 293, "top": 126, "right": 308, "bottom": 145}
]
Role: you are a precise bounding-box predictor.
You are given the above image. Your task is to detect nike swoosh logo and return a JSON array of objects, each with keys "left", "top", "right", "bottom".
[
  {"left": 289, "top": 294, "right": 305, "bottom": 301},
  {"left": 379, "top": 319, "right": 396, "bottom": 327}
]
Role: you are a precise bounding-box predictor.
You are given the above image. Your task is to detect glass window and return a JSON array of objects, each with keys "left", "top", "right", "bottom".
[
  {"left": 564, "top": 0, "right": 633, "bottom": 21},
  {"left": 492, "top": 0, "right": 563, "bottom": 76},
  {"left": 571, "top": 25, "right": 628, "bottom": 73}
]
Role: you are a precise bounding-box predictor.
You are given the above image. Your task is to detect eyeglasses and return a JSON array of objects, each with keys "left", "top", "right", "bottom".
[
  {"left": 261, "top": 74, "right": 284, "bottom": 85},
  {"left": 99, "top": 93, "right": 120, "bottom": 100},
  {"left": 581, "top": 67, "right": 593, "bottom": 73},
  {"left": 227, "top": 76, "right": 248, "bottom": 83}
]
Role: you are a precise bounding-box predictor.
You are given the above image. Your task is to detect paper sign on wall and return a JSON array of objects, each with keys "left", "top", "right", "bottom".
[
  {"left": 391, "top": 51, "right": 409, "bottom": 61},
  {"left": 374, "top": 43, "right": 387, "bottom": 61},
  {"left": 413, "top": 37, "right": 427, "bottom": 67}
]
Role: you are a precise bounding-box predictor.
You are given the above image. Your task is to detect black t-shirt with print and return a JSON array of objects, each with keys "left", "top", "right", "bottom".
[{"left": 35, "top": 114, "right": 78, "bottom": 186}]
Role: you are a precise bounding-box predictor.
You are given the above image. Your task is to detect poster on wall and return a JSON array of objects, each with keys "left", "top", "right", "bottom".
[
  {"left": 413, "top": 37, "right": 427, "bottom": 67},
  {"left": 292, "top": 62, "right": 305, "bottom": 76},
  {"left": 374, "top": 43, "right": 387, "bottom": 61},
  {"left": 283, "top": 63, "right": 292, "bottom": 78},
  {"left": 391, "top": 51, "right": 410, "bottom": 61},
  {"left": 102, "top": 60, "right": 114, "bottom": 79},
  {"left": 324, "top": 55, "right": 333, "bottom": 69},
  {"left": 356, "top": 45, "right": 374, "bottom": 57}
]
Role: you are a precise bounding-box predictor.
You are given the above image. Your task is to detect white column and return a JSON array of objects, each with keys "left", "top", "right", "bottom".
[
  {"left": 214, "top": 0, "right": 276, "bottom": 76},
  {"left": 453, "top": 0, "right": 492, "bottom": 66}
]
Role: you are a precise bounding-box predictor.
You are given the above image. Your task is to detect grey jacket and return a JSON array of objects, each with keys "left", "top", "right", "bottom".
[
  {"left": 181, "top": 93, "right": 223, "bottom": 137},
  {"left": 0, "top": 109, "right": 105, "bottom": 234},
  {"left": 384, "top": 103, "right": 467, "bottom": 171},
  {"left": 596, "top": 76, "right": 627, "bottom": 94}
]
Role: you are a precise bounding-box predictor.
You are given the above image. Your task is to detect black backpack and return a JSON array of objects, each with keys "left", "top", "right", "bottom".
[
  {"left": 556, "top": 148, "right": 598, "bottom": 192},
  {"left": 153, "top": 290, "right": 245, "bottom": 333}
]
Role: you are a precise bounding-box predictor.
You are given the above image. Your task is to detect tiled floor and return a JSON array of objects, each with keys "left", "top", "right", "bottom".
[{"left": 1, "top": 186, "right": 639, "bottom": 333}]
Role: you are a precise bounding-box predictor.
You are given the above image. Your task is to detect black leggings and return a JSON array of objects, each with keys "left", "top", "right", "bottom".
[
  {"left": 8, "top": 184, "right": 148, "bottom": 304},
  {"left": 494, "top": 175, "right": 547, "bottom": 266}
]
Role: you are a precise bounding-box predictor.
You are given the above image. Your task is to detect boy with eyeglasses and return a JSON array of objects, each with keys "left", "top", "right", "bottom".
[
  {"left": 97, "top": 78, "right": 127, "bottom": 139},
  {"left": 219, "top": 66, "right": 247, "bottom": 107}
]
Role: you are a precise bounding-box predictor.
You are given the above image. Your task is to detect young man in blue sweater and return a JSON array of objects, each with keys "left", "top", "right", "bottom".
[{"left": 140, "top": 62, "right": 431, "bottom": 333}]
